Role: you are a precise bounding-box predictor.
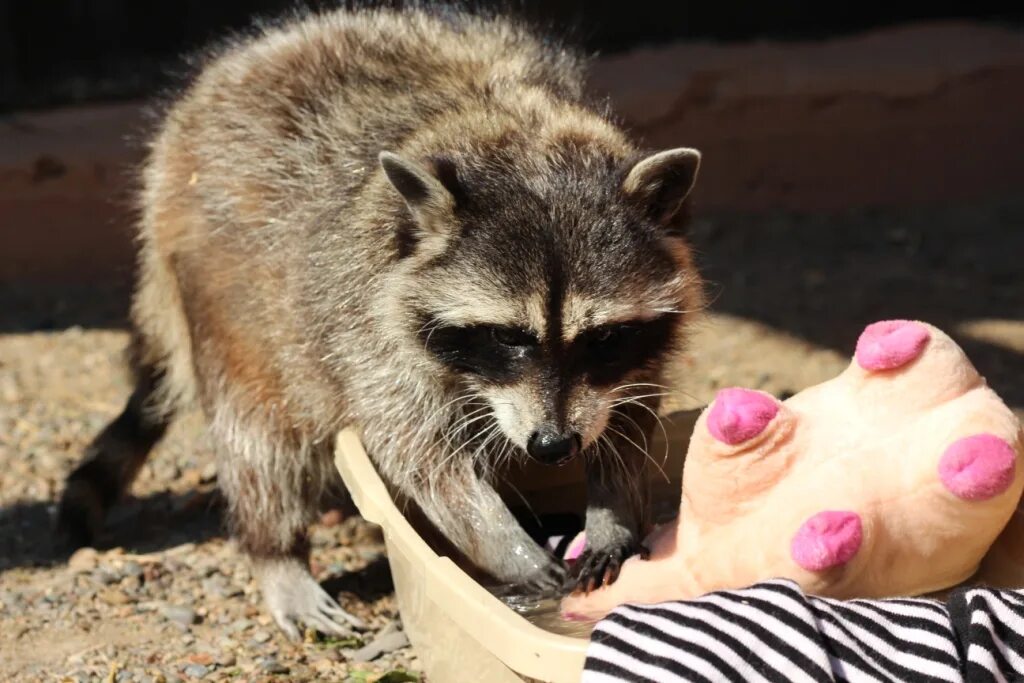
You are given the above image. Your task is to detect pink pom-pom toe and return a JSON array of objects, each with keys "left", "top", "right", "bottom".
[
  {"left": 791, "top": 510, "right": 863, "bottom": 572},
  {"left": 855, "top": 320, "right": 931, "bottom": 371},
  {"left": 939, "top": 434, "right": 1016, "bottom": 501},
  {"left": 707, "top": 389, "right": 779, "bottom": 445}
]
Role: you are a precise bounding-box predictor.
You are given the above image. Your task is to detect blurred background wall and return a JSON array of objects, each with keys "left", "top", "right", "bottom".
[
  {"left": 2, "top": 1, "right": 1021, "bottom": 112},
  {"left": 2, "top": 1, "right": 1023, "bottom": 344}
]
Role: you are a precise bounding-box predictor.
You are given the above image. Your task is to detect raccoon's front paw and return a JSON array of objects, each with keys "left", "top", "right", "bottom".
[
  {"left": 521, "top": 559, "right": 568, "bottom": 596},
  {"left": 567, "top": 540, "right": 649, "bottom": 595},
  {"left": 256, "top": 558, "right": 367, "bottom": 641}
]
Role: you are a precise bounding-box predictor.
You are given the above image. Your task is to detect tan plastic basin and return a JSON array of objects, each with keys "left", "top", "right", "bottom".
[{"left": 334, "top": 411, "right": 697, "bottom": 683}]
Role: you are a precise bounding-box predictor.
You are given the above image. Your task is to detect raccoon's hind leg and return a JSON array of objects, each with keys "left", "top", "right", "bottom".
[
  {"left": 213, "top": 418, "right": 365, "bottom": 640},
  {"left": 57, "top": 359, "right": 172, "bottom": 549}
]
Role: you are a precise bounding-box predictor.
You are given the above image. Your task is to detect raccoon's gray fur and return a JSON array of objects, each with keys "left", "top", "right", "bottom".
[{"left": 58, "top": 6, "right": 704, "bottom": 638}]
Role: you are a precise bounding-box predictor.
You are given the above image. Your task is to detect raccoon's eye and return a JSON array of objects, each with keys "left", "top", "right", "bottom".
[
  {"left": 489, "top": 326, "right": 537, "bottom": 348},
  {"left": 591, "top": 324, "right": 635, "bottom": 347}
]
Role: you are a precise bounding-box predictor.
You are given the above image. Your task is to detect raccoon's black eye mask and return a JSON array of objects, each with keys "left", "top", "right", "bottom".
[
  {"left": 417, "top": 314, "right": 675, "bottom": 386},
  {"left": 575, "top": 316, "right": 676, "bottom": 386},
  {"left": 416, "top": 321, "right": 535, "bottom": 383}
]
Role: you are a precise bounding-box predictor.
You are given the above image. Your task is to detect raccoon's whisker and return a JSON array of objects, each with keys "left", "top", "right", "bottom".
[
  {"left": 438, "top": 413, "right": 489, "bottom": 450},
  {"left": 504, "top": 476, "right": 541, "bottom": 530},
  {"left": 492, "top": 436, "right": 518, "bottom": 479},
  {"left": 609, "top": 392, "right": 671, "bottom": 406},
  {"left": 610, "top": 410, "right": 649, "bottom": 450},
  {"left": 443, "top": 425, "right": 493, "bottom": 468},
  {"left": 652, "top": 305, "right": 705, "bottom": 315},
  {"left": 611, "top": 409, "right": 666, "bottom": 473},
  {"left": 423, "top": 390, "right": 478, "bottom": 428},
  {"left": 428, "top": 389, "right": 476, "bottom": 416},
  {"left": 417, "top": 317, "right": 445, "bottom": 350},
  {"left": 610, "top": 390, "right": 671, "bottom": 400},
  {"left": 606, "top": 418, "right": 669, "bottom": 485},
  {"left": 614, "top": 398, "right": 672, "bottom": 469},
  {"left": 598, "top": 433, "right": 625, "bottom": 476},
  {"left": 419, "top": 405, "right": 491, "bottom": 481},
  {"left": 442, "top": 418, "right": 501, "bottom": 473},
  {"left": 443, "top": 410, "right": 495, "bottom": 448},
  {"left": 597, "top": 433, "right": 628, "bottom": 490},
  {"left": 468, "top": 423, "right": 505, "bottom": 476},
  {"left": 448, "top": 403, "right": 491, "bottom": 428},
  {"left": 603, "top": 423, "right": 648, "bottom": 460},
  {"left": 609, "top": 382, "right": 671, "bottom": 394},
  {"left": 609, "top": 379, "right": 713, "bottom": 404},
  {"left": 449, "top": 410, "right": 492, "bottom": 436},
  {"left": 653, "top": 289, "right": 713, "bottom": 315},
  {"left": 415, "top": 318, "right": 437, "bottom": 336}
]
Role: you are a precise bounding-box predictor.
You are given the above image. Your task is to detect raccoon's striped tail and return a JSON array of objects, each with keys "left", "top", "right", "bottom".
[{"left": 57, "top": 363, "right": 173, "bottom": 549}]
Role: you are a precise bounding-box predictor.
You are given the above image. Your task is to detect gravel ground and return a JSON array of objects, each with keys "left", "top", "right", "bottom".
[
  {"left": 1, "top": 202, "right": 1022, "bottom": 681},
  {"left": 0, "top": 329, "right": 419, "bottom": 682}
]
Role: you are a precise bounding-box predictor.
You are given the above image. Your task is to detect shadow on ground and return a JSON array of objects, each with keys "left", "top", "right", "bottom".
[
  {"left": 322, "top": 555, "right": 396, "bottom": 603},
  {"left": 0, "top": 489, "right": 224, "bottom": 573},
  {"left": 691, "top": 201, "right": 1024, "bottom": 407},
  {"left": 0, "top": 488, "right": 390, "bottom": 599}
]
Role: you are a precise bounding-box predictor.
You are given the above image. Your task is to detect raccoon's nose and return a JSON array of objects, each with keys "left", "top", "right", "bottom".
[{"left": 527, "top": 429, "right": 582, "bottom": 465}]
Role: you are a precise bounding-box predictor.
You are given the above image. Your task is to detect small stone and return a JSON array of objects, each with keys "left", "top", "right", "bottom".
[
  {"left": 92, "top": 569, "right": 120, "bottom": 586},
  {"left": 312, "top": 659, "right": 336, "bottom": 674},
  {"left": 122, "top": 561, "right": 144, "bottom": 578},
  {"left": 98, "top": 587, "right": 131, "bottom": 605},
  {"left": 227, "top": 618, "right": 254, "bottom": 634},
  {"left": 251, "top": 629, "right": 272, "bottom": 644},
  {"left": 319, "top": 509, "right": 344, "bottom": 527},
  {"left": 162, "top": 605, "right": 198, "bottom": 627},
  {"left": 181, "top": 663, "right": 208, "bottom": 678},
  {"left": 258, "top": 658, "right": 289, "bottom": 675},
  {"left": 349, "top": 628, "right": 410, "bottom": 662},
  {"left": 199, "top": 463, "right": 217, "bottom": 483},
  {"left": 201, "top": 576, "right": 240, "bottom": 599},
  {"left": 121, "top": 575, "right": 142, "bottom": 593},
  {"left": 186, "top": 653, "right": 214, "bottom": 666},
  {"left": 181, "top": 469, "right": 203, "bottom": 488},
  {"left": 68, "top": 547, "right": 99, "bottom": 572}
]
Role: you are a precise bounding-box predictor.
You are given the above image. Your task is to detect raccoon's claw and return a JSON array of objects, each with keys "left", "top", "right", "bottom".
[
  {"left": 518, "top": 559, "right": 568, "bottom": 597},
  {"left": 567, "top": 541, "right": 649, "bottom": 595}
]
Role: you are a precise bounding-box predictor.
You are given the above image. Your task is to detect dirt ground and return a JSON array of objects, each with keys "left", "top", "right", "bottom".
[{"left": 1, "top": 200, "right": 1022, "bottom": 681}]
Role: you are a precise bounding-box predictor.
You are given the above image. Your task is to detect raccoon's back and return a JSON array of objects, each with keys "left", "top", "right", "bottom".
[{"left": 149, "top": 7, "right": 586, "bottom": 224}]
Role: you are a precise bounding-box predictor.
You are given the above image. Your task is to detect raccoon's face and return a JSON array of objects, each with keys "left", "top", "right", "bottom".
[{"left": 381, "top": 144, "right": 702, "bottom": 466}]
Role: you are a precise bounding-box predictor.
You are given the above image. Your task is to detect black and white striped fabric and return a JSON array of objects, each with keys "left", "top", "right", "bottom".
[{"left": 583, "top": 579, "right": 1024, "bottom": 682}]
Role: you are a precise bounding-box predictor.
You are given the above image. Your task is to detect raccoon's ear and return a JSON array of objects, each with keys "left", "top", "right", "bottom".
[
  {"left": 379, "top": 151, "right": 459, "bottom": 240},
  {"left": 622, "top": 148, "right": 701, "bottom": 230}
]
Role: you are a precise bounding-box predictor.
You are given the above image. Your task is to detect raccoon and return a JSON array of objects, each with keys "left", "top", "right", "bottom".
[{"left": 58, "top": 6, "right": 704, "bottom": 638}]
